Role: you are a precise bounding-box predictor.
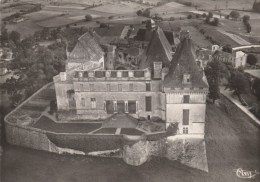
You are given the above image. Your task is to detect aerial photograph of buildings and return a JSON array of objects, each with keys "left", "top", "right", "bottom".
[{"left": 0, "top": 0, "right": 260, "bottom": 181}]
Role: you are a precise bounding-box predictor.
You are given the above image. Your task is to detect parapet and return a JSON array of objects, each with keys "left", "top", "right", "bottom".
[{"left": 73, "top": 69, "right": 151, "bottom": 82}]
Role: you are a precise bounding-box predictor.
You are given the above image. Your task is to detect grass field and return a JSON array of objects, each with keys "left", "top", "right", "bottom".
[
  {"left": 90, "top": 1, "right": 149, "bottom": 15},
  {"left": 172, "top": 0, "right": 256, "bottom": 10}
]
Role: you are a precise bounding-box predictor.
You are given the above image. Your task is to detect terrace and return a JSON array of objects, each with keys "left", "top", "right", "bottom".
[{"left": 6, "top": 82, "right": 164, "bottom": 137}]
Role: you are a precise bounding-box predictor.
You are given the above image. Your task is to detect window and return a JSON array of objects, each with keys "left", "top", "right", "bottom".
[
  {"left": 107, "top": 84, "right": 110, "bottom": 91},
  {"left": 183, "top": 74, "right": 191, "bottom": 84},
  {"left": 125, "top": 101, "right": 128, "bottom": 113},
  {"left": 128, "top": 101, "right": 136, "bottom": 114},
  {"left": 81, "top": 98, "right": 85, "bottom": 106},
  {"left": 183, "top": 127, "right": 188, "bottom": 134},
  {"left": 78, "top": 72, "right": 83, "bottom": 78},
  {"left": 91, "top": 98, "right": 96, "bottom": 109},
  {"left": 183, "top": 109, "right": 189, "bottom": 125},
  {"left": 113, "top": 101, "right": 117, "bottom": 112},
  {"left": 145, "top": 96, "right": 152, "bottom": 112},
  {"left": 80, "top": 84, "right": 83, "bottom": 90},
  {"left": 129, "top": 83, "right": 133, "bottom": 91},
  {"left": 90, "top": 84, "right": 94, "bottom": 91},
  {"left": 183, "top": 95, "right": 190, "bottom": 103},
  {"left": 118, "top": 84, "right": 122, "bottom": 91},
  {"left": 146, "top": 83, "right": 151, "bottom": 91}
]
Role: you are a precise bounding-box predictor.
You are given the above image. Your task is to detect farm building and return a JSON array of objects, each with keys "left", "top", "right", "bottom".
[
  {"left": 213, "top": 50, "right": 248, "bottom": 68},
  {"left": 53, "top": 27, "right": 208, "bottom": 136}
]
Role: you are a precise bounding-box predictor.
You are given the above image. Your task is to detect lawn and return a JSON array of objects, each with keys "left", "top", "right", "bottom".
[
  {"left": 120, "top": 128, "right": 144, "bottom": 136},
  {"left": 33, "top": 116, "right": 102, "bottom": 133},
  {"left": 93, "top": 128, "right": 117, "bottom": 134}
]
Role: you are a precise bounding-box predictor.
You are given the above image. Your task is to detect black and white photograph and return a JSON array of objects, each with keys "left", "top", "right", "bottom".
[{"left": 0, "top": 0, "right": 260, "bottom": 181}]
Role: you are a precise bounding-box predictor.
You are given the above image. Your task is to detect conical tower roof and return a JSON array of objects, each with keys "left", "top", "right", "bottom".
[
  {"left": 164, "top": 32, "right": 208, "bottom": 88},
  {"left": 140, "top": 26, "right": 172, "bottom": 69}
]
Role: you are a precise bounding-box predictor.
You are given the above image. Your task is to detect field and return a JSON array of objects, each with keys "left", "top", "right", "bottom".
[
  {"left": 172, "top": 0, "right": 256, "bottom": 10},
  {"left": 90, "top": 1, "right": 149, "bottom": 15}
]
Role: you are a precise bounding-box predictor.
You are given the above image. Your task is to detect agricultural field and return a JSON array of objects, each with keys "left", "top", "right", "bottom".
[
  {"left": 5, "top": 19, "right": 42, "bottom": 38},
  {"left": 90, "top": 1, "right": 149, "bottom": 15},
  {"left": 172, "top": 0, "right": 256, "bottom": 10},
  {"left": 151, "top": 2, "right": 195, "bottom": 17}
]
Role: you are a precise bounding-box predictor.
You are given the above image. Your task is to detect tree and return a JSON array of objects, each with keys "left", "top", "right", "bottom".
[
  {"left": 243, "top": 15, "right": 250, "bottom": 23},
  {"left": 252, "top": 79, "right": 260, "bottom": 101},
  {"left": 212, "top": 17, "right": 219, "bottom": 26},
  {"left": 99, "top": 23, "right": 109, "bottom": 28},
  {"left": 227, "top": 71, "right": 250, "bottom": 102},
  {"left": 247, "top": 54, "right": 257, "bottom": 65},
  {"left": 187, "top": 14, "right": 192, "bottom": 19},
  {"left": 208, "top": 11, "right": 213, "bottom": 18},
  {"left": 230, "top": 10, "right": 240, "bottom": 20},
  {"left": 9, "top": 30, "right": 20, "bottom": 44},
  {"left": 205, "top": 59, "right": 229, "bottom": 103},
  {"left": 85, "top": 14, "right": 92, "bottom": 21},
  {"left": 136, "top": 10, "right": 142, "bottom": 16},
  {"left": 142, "top": 8, "right": 150, "bottom": 18},
  {"left": 222, "top": 44, "right": 232, "bottom": 53},
  {"left": 1, "top": 28, "right": 9, "bottom": 44}
]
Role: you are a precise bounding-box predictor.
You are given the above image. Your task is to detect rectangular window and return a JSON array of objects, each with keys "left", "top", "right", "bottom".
[
  {"left": 80, "top": 84, "right": 83, "bottom": 90},
  {"left": 128, "top": 101, "right": 136, "bottom": 114},
  {"left": 81, "top": 98, "right": 85, "bottom": 106},
  {"left": 90, "top": 84, "right": 94, "bottom": 91},
  {"left": 91, "top": 98, "right": 96, "bottom": 109},
  {"left": 183, "top": 95, "right": 190, "bottom": 103},
  {"left": 129, "top": 83, "right": 133, "bottom": 91},
  {"left": 146, "top": 83, "right": 151, "bottom": 91},
  {"left": 107, "top": 84, "right": 110, "bottom": 91},
  {"left": 118, "top": 84, "right": 122, "bottom": 91},
  {"left": 183, "top": 127, "right": 188, "bottom": 134},
  {"left": 183, "top": 109, "right": 189, "bottom": 125},
  {"left": 145, "top": 96, "right": 152, "bottom": 112}
]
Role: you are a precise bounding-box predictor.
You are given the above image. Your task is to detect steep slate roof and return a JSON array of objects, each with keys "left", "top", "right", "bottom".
[
  {"left": 164, "top": 36, "right": 208, "bottom": 88},
  {"left": 140, "top": 27, "right": 172, "bottom": 69},
  {"left": 67, "top": 32, "right": 104, "bottom": 63}
]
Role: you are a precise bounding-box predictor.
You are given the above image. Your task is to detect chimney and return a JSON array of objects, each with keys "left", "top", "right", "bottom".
[
  {"left": 162, "top": 67, "right": 169, "bottom": 81},
  {"left": 60, "top": 72, "right": 67, "bottom": 81},
  {"left": 153, "top": 62, "right": 162, "bottom": 79}
]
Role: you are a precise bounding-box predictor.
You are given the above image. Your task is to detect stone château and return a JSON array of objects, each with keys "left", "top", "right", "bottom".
[{"left": 53, "top": 27, "right": 208, "bottom": 136}]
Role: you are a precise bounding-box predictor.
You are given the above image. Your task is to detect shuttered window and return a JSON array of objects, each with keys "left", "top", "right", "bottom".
[
  {"left": 183, "top": 109, "right": 189, "bottom": 125},
  {"left": 145, "top": 96, "right": 152, "bottom": 111}
]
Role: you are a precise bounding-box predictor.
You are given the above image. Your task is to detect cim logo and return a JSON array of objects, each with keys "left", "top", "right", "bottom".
[{"left": 233, "top": 168, "right": 259, "bottom": 179}]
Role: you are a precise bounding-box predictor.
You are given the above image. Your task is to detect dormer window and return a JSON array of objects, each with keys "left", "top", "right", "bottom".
[
  {"left": 183, "top": 74, "right": 191, "bottom": 84},
  {"left": 78, "top": 72, "right": 83, "bottom": 78},
  {"left": 106, "top": 71, "right": 111, "bottom": 77},
  {"left": 117, "top": 71, "right": 122, "bottom": 78},
  {"left": 88, "top": 71, "right": 94, "bottom": 77}
]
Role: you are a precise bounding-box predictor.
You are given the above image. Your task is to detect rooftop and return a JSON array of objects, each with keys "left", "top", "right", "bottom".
[
  {"left": 67, "top": 32, "right": 104, "bottom": 63},
  {"left": 164, "top": 35, "right": 208, "bottom": 89},
  {"left": 140, "top": 27, "right": 173, "bottom": 69}
]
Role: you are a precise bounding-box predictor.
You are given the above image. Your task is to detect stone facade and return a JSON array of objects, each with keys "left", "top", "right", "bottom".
[{"left": 53, "top": 30, "right": 208, "bottom": 136}]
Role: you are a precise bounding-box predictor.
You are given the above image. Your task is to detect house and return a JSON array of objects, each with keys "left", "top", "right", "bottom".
[
  {"left": 213, "top": 50, "right": 248, "bottom": 68},
  {"left": 53, "top": 28, "right": 208, "bottom": 136}
]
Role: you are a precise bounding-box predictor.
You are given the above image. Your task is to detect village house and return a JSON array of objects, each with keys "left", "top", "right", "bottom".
[
  {"left": 53, "top": 28, "right": 208, "bottom": 136},
  {"left": 213, "top": 50, "right": 248, "bottom": 68}
]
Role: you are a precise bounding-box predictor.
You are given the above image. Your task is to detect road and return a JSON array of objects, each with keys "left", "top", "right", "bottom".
[{"left": 1, "top": 98, "right": 260, "bottom": 182}]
